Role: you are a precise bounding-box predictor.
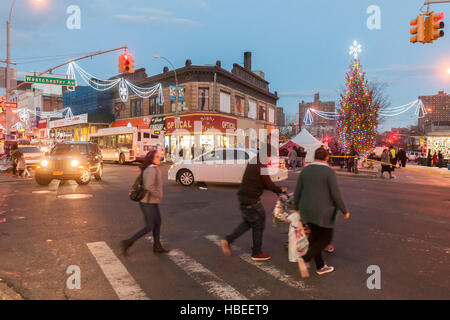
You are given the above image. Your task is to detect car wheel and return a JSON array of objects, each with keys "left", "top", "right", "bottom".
[
  {"left": 94, "top": 164, "right": 103, "bottom": 180},
  {"left": 178, "top": 169, "right": 194, "bottom": 187},
  {"left": 35, "top": 175, "right": 52, "bottom": 186},
  {"left": 76, "top": 169, "right": 91, "bottom": 185},
  {"left": 119, "top": 154, "right": 125, "bottom": 165}
]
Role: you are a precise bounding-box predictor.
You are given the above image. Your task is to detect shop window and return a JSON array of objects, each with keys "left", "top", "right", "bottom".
[
  {"left": 198, "top": 88, "right": 209, "bottom": 111},
  {"left": 131, "top": 99, "right": 143, "bottom": 117},
  {"left": 220, "top": 91, "right": 231, "bottom": 113},
  {"left": 143, "top": 133, "right": 150, "bottom": 139}
]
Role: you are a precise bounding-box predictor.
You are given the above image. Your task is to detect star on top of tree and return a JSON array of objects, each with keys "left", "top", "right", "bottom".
[{"left": 349, "top": 40, "right": 362, "bottom": 59}]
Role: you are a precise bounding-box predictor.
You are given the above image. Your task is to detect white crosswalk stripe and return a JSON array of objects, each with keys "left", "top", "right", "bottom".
[
  {"left": 167, "top": 249, "right": 248, "bottom": 300},
  {"left": 86, "top": 241, "right": 150, "bottom": 300},
  {"left": 205, "top": 235, "right": 315, "bottom": 298}
]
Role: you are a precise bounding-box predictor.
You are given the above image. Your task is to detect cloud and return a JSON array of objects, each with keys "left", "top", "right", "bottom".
[
  {"left": 365, "top": 64, "right": 434, "bottom": 74},
  {"left": 114, "top": 7, "right": 201, "bottom": 27},
  {"left": 278, "top": 90, "right": 337, "bottom": 99}
]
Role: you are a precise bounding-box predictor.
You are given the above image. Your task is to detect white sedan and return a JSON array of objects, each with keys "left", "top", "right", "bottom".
[{"left": 168, "top": 148, "right": 288, "bottom": 186}]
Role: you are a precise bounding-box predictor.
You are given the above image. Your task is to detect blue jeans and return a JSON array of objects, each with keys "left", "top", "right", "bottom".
[
  {"left": 130, "top": 203, "right": 162, "bottom": 245},
  {"left": 225, "top": 202, "right": 266, "bottom": 257}
]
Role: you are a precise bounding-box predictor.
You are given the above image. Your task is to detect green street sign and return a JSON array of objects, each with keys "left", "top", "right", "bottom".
[{"left": 25, "top": 75, "right": 76, "bottom": 87}]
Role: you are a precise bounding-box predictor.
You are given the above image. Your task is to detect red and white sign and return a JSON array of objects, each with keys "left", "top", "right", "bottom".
[
  {"left": 165, "top": 113, "right": 237, "bottom": 135},
  {"left": 0, "top": 101, "right": 18, "bottom": 109},
  {"left": 49, "top": 113, "right": 88, "bottom": 129}
]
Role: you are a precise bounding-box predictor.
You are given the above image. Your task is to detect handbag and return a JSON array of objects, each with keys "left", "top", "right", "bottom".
[{"left": 129, "top": 171, "right": 147, "bottom": 202}]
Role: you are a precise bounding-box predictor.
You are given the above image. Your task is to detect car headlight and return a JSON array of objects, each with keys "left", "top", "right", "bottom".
[
  {"left": 41, "top": 160, "right": 49, "bottom": 167},
  {"left": 71, "top": 160, "right": 79, "bottom": 167}
]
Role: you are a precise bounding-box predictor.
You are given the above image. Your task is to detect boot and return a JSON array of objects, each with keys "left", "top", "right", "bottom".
[
  {"left": 153, "top": 242, "right": 169, "bottom": 254},
  {"left": 121, "top": 239, "right": 133, "bottom": 257}
]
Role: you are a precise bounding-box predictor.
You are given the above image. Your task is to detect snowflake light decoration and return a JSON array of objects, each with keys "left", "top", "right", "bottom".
[
  {"left": 349, "top": 40, "right": 362, "bottom": 59},
  {"left": 119, "top": 79, "right": 128, "bottom": 103}
]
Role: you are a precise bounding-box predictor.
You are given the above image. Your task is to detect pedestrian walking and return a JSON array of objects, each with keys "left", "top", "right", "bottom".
[
  {"left": 432, "top": 152, "right": 438, "bottom": 167},
  {"left": 287, "top": 147, "right": 297, "bottom": 170},
  {"left": 427, "top": 150, "right": 432, "bottom": 167},
  {"left": 389, "top": 146, "right": 397, "bottom": 171},
  {"left": 9, "top": 145, "right": 21, "bottom": 177},
  {"left": 348, "top": 145, "right": 358, "bottom": 173},
  {"left": 293, "top": 147, "right": 350, "bottom": 277},
  {"left": 397, "top": 148, "right": 407, "bottom": 168},
  {"left": 221, "top": 153, "right": 287, "bottom": 261},
  {"left": 16, "top": 151, "right": 26, "bottom": 178},
  {"left": 380, "top": 149, "right": 393, "bottom": 179},
  {"left": 437, "top": 151, "right": 443, "bottom": 168},
  {"left": 121, "top": 148, "right": 169, "bottom": 256}
]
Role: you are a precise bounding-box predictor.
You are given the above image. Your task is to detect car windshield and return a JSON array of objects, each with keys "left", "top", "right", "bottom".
[
  {"left": 51, "top": 144, "right": 88, "bottom": 155},
  {"left": 19, "top": 147, "right": 40, "bottom": 154}
]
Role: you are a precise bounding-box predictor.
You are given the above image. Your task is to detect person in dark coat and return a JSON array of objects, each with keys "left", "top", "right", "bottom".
[
  {"left": 437, "top": 151, "right": 443, "bottom": 168},
  {"left": 397, "top": 148, "right": 407, "bottom": 168},
  {"left": 427, "top": 150, "right": 432, "bottom": 167},
  {"left": 293, "top": 147, "right": 350, "bottom": 277},
  {"left": 222, "top": 153, "right": 287, "bottom": 261}
]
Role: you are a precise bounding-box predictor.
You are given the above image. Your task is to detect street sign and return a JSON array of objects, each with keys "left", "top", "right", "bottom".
[
  {"left": 0, "top": 101, "right": 17, "bottom": 109},
  {"left": 24, "top": 74, "right": 76, "bottom": 87}
]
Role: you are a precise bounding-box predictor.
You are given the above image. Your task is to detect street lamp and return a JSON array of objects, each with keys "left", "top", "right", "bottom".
[
  {"left": 5, "top": 0, "right": 43, "bottom": 134},
  {"left": 153, "top": 55, "right": 179, "bottom": 115}
]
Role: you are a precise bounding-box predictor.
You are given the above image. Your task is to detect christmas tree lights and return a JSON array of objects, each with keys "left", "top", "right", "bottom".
[{"left": 337, "top": 57, "right": 377, "bottom": 156}]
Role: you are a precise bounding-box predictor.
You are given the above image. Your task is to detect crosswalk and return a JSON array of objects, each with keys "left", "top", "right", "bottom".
[{"left": 86, "top": 234, "right": 315, "bottom": 300}]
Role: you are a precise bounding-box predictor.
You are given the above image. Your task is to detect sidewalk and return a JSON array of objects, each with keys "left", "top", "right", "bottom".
[
  {"left": 0, "top": 173, "right": 21, "bottom": 183},
  {"left": 333, "top": 167, "right": 379, "bottom": 179}
]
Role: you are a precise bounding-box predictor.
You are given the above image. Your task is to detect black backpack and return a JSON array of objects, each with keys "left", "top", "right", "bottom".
[{"left": 129, "top": 171, "right": 146, "bottom": 202}]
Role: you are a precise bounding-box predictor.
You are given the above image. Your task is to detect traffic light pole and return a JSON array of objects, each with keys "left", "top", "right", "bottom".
[
  {"left": 8, "top": 46, "right": 128, "bottom": 93},
  {"left": 5, "top": 45, "right": 128, "bottom": 135}
]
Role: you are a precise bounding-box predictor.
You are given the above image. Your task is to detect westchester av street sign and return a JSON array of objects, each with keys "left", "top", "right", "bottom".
[{"left": 25, "top": 75, "right": 76, "bottom": 87}]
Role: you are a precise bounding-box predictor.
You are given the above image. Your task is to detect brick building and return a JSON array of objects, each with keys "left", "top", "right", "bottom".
[
  {"left": 111, "top": 52, "right": 279, "bottom": 154},
  {"left": 418, "top": 90, "right": 450, "bottom": 134},
  {"left": 299, "top": 92, "right": 336, "bottom": 140},
  {"left": 276, "top": 107, "right": 285, "bottom": 127}
]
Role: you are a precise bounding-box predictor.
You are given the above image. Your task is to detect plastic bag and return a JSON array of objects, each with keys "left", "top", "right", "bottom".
[{"left": 272, "top": 194, "right": 294, "bottom": 234}]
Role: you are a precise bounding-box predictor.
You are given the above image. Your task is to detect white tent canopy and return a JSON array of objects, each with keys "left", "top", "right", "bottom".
[{"left": 289, "top": 128, "right": 323, "bottom": 163}]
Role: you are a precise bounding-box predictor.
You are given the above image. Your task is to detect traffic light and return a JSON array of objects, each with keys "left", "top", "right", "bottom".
[
  {"left": 425, "top": 11, "right": 445, "bottom": 43},
  {"left": 118, "top": 53, "right": 135, "bottom": 73},
  {"left": 410, "top": 14, "right": 425, "bottom": 43}
]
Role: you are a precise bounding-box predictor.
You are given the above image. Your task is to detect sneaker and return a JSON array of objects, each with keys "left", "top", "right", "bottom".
[
  {"left": 251, "top": 252, "right": 271, "bottom": 261},
  {"left": 316, "top": 265, "right": 334, "bottom": 275},
  {"left": 221, "top": 240, "right": 232, "bottom": 256}
]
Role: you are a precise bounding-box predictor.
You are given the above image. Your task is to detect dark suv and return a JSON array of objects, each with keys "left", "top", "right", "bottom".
[{"left": 35, "top": 142, "right": 103, "bottom": 186}]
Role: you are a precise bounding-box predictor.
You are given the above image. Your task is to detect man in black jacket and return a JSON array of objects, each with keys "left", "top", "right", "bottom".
[{"left": 222, "top": 154, "right": 286, "bottom": 261}]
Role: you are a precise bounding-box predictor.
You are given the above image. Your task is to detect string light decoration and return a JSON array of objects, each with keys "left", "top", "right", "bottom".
[
  {"left": 67, "top": 62, "right": 164, "bottom": 105},
  {"left": 337, "top": 52, "right": 377, "bottom": 156}
]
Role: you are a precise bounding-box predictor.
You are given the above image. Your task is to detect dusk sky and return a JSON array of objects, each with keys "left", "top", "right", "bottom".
[{"left": 1, "top": 0, "right": 449, "bottom": 132}]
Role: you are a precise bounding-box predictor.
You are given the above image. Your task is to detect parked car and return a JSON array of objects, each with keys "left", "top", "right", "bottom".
[
  {"left": 18, "top": 145, "right": 43, "bottom": 168},
  {"left": 35, "top": 142, "right": 103, "bottom": 186},
  {"left": 168, "top": 148, "right": 288, "bottom": 186},
  {"left": 407, "top": 151, "right": 424, "bottom": 162}
]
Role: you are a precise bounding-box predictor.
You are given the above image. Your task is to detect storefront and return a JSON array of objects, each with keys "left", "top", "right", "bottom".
[
  {"left": 49, "top": 113, "right": 114, "bottom": 142},
  {"left": 165, "top": 112, "right": 237, "bottom": 156},
  {"left": 37, "top": 119, "right": 49, "bottom": 140},
  {"left": 426, "top": 134, "right": 450, "bottom": 159},
  {"left": 111, "top": 116, "right": 152, "bottom": 129}
]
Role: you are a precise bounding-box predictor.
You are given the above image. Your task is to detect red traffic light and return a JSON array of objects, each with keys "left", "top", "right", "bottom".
[{"left": 435, "top": 12, "right": 445, "bottom": 21}]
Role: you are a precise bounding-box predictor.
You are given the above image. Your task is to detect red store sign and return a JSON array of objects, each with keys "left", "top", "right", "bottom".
[{"left": 165, "top": 113, "right": 237, "bottom": 135}]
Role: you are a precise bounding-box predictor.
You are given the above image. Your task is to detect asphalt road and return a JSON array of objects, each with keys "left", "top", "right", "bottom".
[{"left": 0, "top": 163, "right": 449, "bottom": 300}]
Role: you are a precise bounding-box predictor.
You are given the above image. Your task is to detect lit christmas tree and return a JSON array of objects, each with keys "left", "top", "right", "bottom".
[{"left": 337, "top": 41, "right": 377, "bottom": 156}]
